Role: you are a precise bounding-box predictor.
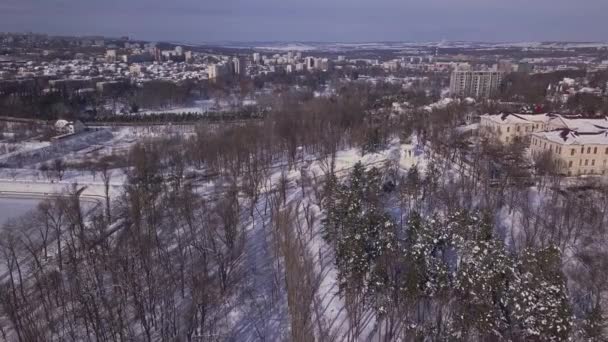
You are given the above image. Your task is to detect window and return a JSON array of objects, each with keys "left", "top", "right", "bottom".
[
  {"left": 568, "top": 171, "right": 572, "bottom": 176},
  {"left": 592, "top": 160, "right": 595, "bottom": 166},
  {"left": 507, "top": 127, "right": 510, "bottom": 133},
  {"left": 585, "top": 159, "right": 589, "bottom": 166},
  {"left": 588, "top": 147, "right": 591, "bottom": 154},
  {"left": 581, "top": 146, "right": 584, "bottom": 154},
  {"left": 605, "top": 147, "right": 608, "bottom": 154},
  {"left": 516, "top": 126, "right": 520, "bottom": 132},
  {"left": 569, "top": 161, "right": 573, "bottom": 167},
  {"left": 594, "top": 147, "right": 598, "bottom": 154},
  {"left": 571, "top": 149, "right": 575, "bottom": 156}
]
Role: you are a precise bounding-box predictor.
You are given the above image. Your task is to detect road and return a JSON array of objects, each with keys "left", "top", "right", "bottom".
[{"left": 0, "top": 179, "right": 115, "bottom": 203}]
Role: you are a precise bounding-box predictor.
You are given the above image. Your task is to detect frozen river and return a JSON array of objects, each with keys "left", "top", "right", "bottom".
[{"left": 0, "top": 197, "right": 40, "bottom": 226}]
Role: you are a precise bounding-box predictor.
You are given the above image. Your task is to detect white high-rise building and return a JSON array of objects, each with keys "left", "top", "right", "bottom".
[
  {"left": 232, "top": 57, "right": 244, "bottom": 75},
  {"left": 175, "top": 46, "right": 184, "bottom": 55},
  {"left": 305, "top": 57, "right": 315, "bottom": 70},
  {"left": 449, "top": 70, "right": 503, "bottom": 99},
  {"left": 253, "top": 53, "right": 261, "bottom": 63},
  {"left": 318, "top": 58, "right": 330, "bottom": 71},
  {"left": 105, "top": 50, "right": 117, "bottom": 62},
  {"left": 208, "top": 64, "right": 227, "bottom": 79},
  {"left": 185, "top": 51, "right": 193, "bottom": 63}
]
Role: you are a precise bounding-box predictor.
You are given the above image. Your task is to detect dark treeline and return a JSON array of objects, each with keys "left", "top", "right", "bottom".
[
  {"left": 0, "top": 80, "right": 196, "bottom": 121},
  {"left": 0, "top": 67, "right": 348, "bottom": 122},
  {"left": 499, "top": 70, "right": 608, "bottom": 115},
  {"left": 89, "top": 108, "right": 266, "bottom": 124},
  {"left": 500, "top": 70, "right": 586, "bottom": 103}
]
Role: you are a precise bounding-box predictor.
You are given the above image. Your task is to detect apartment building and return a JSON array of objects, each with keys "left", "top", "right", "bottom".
[
  {"left": 531, "top": 129, "right": 608, "bottom": 176},
  {"left": 449, "top": 70, "right": 503, "bottom": 99}
]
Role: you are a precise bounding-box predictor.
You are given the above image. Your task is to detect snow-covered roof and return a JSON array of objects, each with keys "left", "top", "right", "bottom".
[
  {"left": 482, "top": 113, "right": 608, "bottom": 132},
  {"left": 533, "top": 129, "right": 608, "bottom": 145},
  {"left": 481, "top": 113, "right": 550, "bottom": 124},
  {"left": 54, "top": 119, "right": 70, "bottom": 128},
  {"left": 561, "top": 78, "right": 576, "bottom": 86},
  {"left": 548, "top": 116, "right": 608, "bottom": 133}
]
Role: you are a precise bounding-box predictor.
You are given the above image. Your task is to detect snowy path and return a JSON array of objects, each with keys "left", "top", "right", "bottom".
[{"left": 230, "top": 195, "right": 290, "bottom": 341}]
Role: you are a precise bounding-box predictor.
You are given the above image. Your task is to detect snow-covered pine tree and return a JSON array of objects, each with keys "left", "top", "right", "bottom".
[
  {"left": 321, "top": 171, "right": 340, "bottom": 243},
  {"left": 508, "top": 246, "right": 572, "bottom": 341},
  {"left": 453, "top": 238, "right": 513, "bottom": 339}
]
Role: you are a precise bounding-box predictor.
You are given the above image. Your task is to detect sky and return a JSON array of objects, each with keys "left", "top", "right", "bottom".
[{"left": 0, "top": 0, "right": 607, "bottom": 43}]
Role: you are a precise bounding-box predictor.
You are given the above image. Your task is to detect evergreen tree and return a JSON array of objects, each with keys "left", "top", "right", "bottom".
[
  {"left": 453, "top": 238, "right": 513, "bottom": 339},
  {"left": 403, "top": 212, "right": 451, "bottom": 298},
  {"left": 580, "top": 303, "right": 606, "bottom": 341},
  {"left": 508, "top": 246, "right": 572, "bottom": 341},
  {"left": 321, "top": 172, "right": 340, "bottom": 243}
]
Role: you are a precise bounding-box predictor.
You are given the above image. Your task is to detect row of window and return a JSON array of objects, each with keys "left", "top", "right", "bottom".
[
  {"left": 568, "top": 159, "right": 608, "bottom": 168},
  {"left": 532, "top": 138, "right": 562, "bottom": 154},
  {"left": 503, "top": 123, "right": 544, "bottom": 134},
  {"left": 568, "top": 169, "right": 607, "bottom": 176},
  {"left": 570, "top": 146, "right": 608, "bottom": 156},
  {"left": 532, "top": 137, "right": 608, "bottom": 156}
]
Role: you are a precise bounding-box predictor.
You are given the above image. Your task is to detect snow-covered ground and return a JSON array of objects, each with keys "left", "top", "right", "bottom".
[
  {"left": 218, "top": 40, "right": 608, "bottom": 52},
  {"left": 0, "top": 179, "right": 116, "bottom": 201},
  {"left": 423, "top": 97, "right": 455, "bottom": 112},
  {"left": 139, "top": 99, "right": 257, "bottom": 115},
  {"left": 140, "top": 100, "right": 217, "bottom": 115}
]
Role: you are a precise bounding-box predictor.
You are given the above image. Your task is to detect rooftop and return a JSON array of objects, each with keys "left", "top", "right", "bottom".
[
  {"left": 533, "top": 129, "right": 608, "bottom": 145},
  {"left": 481, "top": 113, "right": 551, "bottom": 124},
  {"left": 481, "top": 113, "right": 608, "bottom": 131}
]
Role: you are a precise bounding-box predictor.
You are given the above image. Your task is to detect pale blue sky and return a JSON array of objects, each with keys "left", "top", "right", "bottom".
[{"left": 0, "top": 0, "right": 606, "bottom": 42}]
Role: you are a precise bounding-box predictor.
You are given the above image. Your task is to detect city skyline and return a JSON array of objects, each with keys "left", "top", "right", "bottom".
[{"left": 1, "top": 0, "right": 607, "bottom": 43}]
